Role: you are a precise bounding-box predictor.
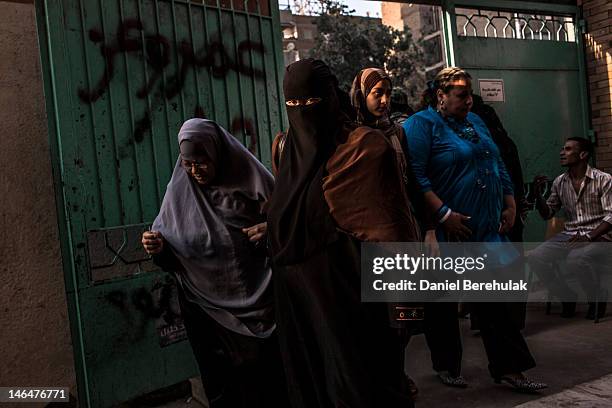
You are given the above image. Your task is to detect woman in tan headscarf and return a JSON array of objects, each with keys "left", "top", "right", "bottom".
[
  {"left": 323, "top": 67, "right": 421, "bottom": 243},
  {"left": 323, "top": 67, "right": 423, "bottom": 398}
]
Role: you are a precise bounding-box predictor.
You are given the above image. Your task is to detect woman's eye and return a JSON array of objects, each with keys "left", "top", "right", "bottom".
[
  {"left": 285, "top": 100, "right": 299, "bottom": 106},
  {"left": 305, "top": 97, "right": 322, "bottom": 106}
]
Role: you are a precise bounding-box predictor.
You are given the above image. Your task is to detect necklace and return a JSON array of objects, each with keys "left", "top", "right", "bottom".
[{"left": 439, "top": 112, "right": 480, "bottom": 144}]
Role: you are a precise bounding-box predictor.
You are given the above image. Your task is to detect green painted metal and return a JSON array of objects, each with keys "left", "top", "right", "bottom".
[
  {"left": 453, "top": 0, "right": 578, "bottom": 15},
  {"left": 440, "top": 2, "right": 591, "bottom": 241},
  {"left": 34, "top": 0, "right": 285, "bottom": 406},
  {"left": 441, "top": 0, "right": 458, "bottom": 67}
]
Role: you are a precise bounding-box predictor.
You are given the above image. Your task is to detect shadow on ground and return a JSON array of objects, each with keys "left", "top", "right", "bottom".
[{"left": 405, "top": 303, "right": 612, "bottom": 407}]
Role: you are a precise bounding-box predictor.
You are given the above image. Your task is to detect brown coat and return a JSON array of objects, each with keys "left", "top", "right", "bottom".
[{"left": 323, "top": 126, "right": 421, "bottom": 242}]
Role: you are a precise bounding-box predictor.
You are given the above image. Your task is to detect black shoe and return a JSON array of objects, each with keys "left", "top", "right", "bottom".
[
  {"left": 586, "top": 302, "right": 607, "bottom": 319},
  {"left": 560, "top": 302, "right": 576, "bottom": 318},
  {"left": 494, "top": 376, "right": 548, "bottom": 393}
]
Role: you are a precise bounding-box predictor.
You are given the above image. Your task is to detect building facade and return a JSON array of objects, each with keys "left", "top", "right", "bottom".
[
  {"left": 581, "top": 0, "right": 612, "bottom": 172},
  {"left": 382, "top": 2, "right": 447, "bottom": 79},
  {"left": 280, "top": 4, "right": 383, "bottom": 66}
]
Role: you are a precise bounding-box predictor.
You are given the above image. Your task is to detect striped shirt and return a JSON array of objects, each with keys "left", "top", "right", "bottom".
[{"left": 547, "top": 165, "right": 612, "bottom": 240}]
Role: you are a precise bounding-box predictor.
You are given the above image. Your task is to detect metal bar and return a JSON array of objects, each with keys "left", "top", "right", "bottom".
[
  {"left": 153, "top": 0, "right": 175, "bottom": 176},
  {"left": 229, "top": 0, "right": 247, "bottom": 147},
  {"left": 251, "top": 0, "right": 276, "bottom": 158},
  {"left": 268, "top": 0, "right": 288, "bottom": 134},
  {"left": 186, "top": 1, "right": 202, "bottom": 120},
  {"left": 501, "top": 17, "right": 512, "bottom": 39},
  {"left": 34, "top": 1, "right": 92, "bottom": 406},
  {"left": 170, "top": 0, "right": 187, "bottom": 122},
  {"left": 216, "top": 0, "right": 232, "bottom": 129},
  {"left": 484, "top": 17, "right": 497, "bottom": 38},
  {"left": 202, "top": 3, "right": 217, "bottom": 122},
  {"left": 99, "top": 0, "right": 126, "bottom": 226},
  {"left": 118, "top": 0, "right": 145, "bottom": 222},
  {"left": 441, "top": 0, "right": 457, "bottom": 67},
  {"left": 77, "top": 0, "right": 105, "bottom": 226},
  {"left": 135, "top": 0, "right": 161, "bottom": 206},
  {"left": 247, "top": 0, "right": 264, "bottom": 159},
  {"left": 452, "top": 0, "right": 577, "bottom": 15},
  {"left": 250, "top": 0, "right": 272, "bottom": 159}
]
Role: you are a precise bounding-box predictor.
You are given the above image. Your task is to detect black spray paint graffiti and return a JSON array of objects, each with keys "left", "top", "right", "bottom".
[
  {"left": 105, "top": 277, "right": 187, "bottom": 347},
  {"left": 80, "top": 18, "right": 264, "bottom": 152}
]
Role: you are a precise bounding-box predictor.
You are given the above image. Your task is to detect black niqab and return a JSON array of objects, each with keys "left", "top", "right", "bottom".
[{"left": 267, "top": 59, "right": 346, "bottom": 265}]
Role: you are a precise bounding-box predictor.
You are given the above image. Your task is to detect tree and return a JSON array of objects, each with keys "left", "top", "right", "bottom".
[{"left": 310, "top": 0, "right": 426, "bottom": 109}]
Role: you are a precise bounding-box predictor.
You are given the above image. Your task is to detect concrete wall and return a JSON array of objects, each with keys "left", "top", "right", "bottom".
[
  {"left": 581, "top": 0, "right": 612, "bottom": 172},
  {"left": 0, "top": 0, "right": 76, "bottom": 394}
]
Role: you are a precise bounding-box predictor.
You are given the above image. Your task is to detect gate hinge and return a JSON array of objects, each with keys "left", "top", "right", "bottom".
[
  {"left": 588, "top": 129, "right": 596, "bottom": 143},
  {"left": 578, "top": 19, "right": 587, "bottom": 34}
]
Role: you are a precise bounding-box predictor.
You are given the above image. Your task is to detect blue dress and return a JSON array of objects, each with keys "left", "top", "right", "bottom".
[{"left": 403, "top": 107, "right": 517, "bottom": 264}]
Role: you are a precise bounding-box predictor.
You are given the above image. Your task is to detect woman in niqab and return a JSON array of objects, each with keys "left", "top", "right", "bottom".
[{"left": 267, "top": 59, "right": 415, "bottom": 408}]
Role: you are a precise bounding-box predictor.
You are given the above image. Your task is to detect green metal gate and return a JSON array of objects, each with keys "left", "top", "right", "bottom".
[
  {"left": 35, "top": 0, "right": 285, "bottom": 405},
  {"left": 439, "top": 0, "right": 591, "bottom": 241}
]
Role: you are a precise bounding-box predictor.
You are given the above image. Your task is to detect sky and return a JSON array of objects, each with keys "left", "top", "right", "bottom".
[
  {"left": 346, "top": 0, "right": 382, "bottom": 17},
  {"left": 281, "top": 0, "right": 384, "bottom": 18}
]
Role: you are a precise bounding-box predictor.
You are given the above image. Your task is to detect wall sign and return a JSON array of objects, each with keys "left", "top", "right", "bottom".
[{"left": 478, "top": 79, "right": 505, "bottom": 102}]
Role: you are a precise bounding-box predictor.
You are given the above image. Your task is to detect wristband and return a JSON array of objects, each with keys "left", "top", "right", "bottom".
[
  {"left": 435, "top": 204, "right": 450, "bottom": 221},
  {"left": 439, "top": 209, "right": 452, "bottom": 223}
]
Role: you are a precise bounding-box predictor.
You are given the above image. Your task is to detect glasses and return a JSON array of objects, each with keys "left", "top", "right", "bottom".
[
  {"left": 181, "top": 159, "right": 209, "bottom": 171},
  {"left": 285, "top": 97, "right": 322, "bottom": 107}
]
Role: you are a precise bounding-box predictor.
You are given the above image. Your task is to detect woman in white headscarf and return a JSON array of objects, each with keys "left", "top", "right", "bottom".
[{"left": 141, "top": 118, "right": 287, "bottom": 408}]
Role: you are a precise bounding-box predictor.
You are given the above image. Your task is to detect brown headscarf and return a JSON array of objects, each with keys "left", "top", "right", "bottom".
[
  {"left": 323, "top": 68, "right": 421, "bottom": 242},
  {"left": 350, "top": 68, "right": 408, "bottom": 186}
]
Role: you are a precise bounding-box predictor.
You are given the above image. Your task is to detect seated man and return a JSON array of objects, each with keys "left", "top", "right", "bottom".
[{"left": 529, "top": 137, "right": 612, "bottom": 319}]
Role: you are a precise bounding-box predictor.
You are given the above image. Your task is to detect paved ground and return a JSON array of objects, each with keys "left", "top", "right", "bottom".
[
  {"left": 516, "top": 374, "right": 612, "bottom": 408},
  {"left": 150, "top": 303, "right": 612, "bottom": 408},
  {"left": 406, "top": 303, "right": 612, "bottom": 407}
]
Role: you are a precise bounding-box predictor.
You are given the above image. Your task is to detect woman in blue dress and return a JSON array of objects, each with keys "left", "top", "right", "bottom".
[{"left": 403, "top": 67, "right": 546, "bottom": 392}]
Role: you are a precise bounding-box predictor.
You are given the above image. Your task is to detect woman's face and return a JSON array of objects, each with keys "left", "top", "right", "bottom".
[
  {"left": 438, "top": 78, "right": 473, "bottom": 120},
  {"left": 180, "top": 141, "right": 216, "bottom": 185},
  {"left": 366, "top": 79, "right": 391, "bottom": 118},
  {"left": 182, "top": 157, "right": 216, "bottom": 185}
]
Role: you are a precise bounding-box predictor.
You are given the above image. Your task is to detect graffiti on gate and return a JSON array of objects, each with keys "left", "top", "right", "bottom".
[
  {"left": 79, "top": 18, "right": 264, "bottom": 153},
  {"left": 104, "top": 276, "right": 187, "bottom": 347}
]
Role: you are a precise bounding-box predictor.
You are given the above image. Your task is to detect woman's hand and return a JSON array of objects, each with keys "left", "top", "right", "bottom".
[
  {"left": 142, "top": 231, "right": 164, "bottom": 254},
  {"left": 499, "top": 194, "right": 517, "bottom": 234},
  {"left": 441, "top": 212, "right": 472, "bottom": 241},
  {"left": 424, "top": 229, "right": 440, "bottom": 257},
  {"left": 499, "top": 208, "right": 516, "bottom": 234},
  {"left": 242, "top": 222, "right": 267, "bottom": 243}
]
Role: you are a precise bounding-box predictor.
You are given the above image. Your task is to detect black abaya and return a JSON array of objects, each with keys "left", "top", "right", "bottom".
[
  {"left": 274, "top": 232, "right": 413, "bottom": 408},
  {"left": 267, "top": 59, "right": 413, "bottom": 407}
]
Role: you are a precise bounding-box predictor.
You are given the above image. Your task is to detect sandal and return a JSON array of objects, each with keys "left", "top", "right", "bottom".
[
  {"left": 494, "top": 375, "right": 547, "bottom": 393},
  {"left": 437, "top": 371, "right": 468, "bottom": 388}
]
